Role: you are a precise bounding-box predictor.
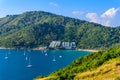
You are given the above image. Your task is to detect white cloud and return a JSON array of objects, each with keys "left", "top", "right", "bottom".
[
  {"left": 49, "top": 2, "right": 58, "bottom": 7},
  {"left": 86, "top": 8, "right": 119, "bottom": 26},
  {"left": 72, "top": 11, "right": 84, "bottom": 15},
  {"left": 86, "top": 13, "right": 99, "bottom": 23},
  {"left": 101, "top": 8, "right": 119, "bottom": 18}
]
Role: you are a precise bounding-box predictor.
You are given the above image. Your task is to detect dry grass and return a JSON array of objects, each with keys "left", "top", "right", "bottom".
[
  {"left": 35, "top": 76, "right": 56, "bottom": 80},
  {"left": 74, "top": 57, "right": 120, "bottom": 80},
  {"left": 35, "top": 57, "right": 120, "bottom": 80}
]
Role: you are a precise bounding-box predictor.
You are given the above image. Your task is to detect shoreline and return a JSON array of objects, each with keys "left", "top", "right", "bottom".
[
  {"left": 77, "top": 49, "right": 99, "bottom": 52},
  {"left": 0, "top": 47, "right": 8, "bottom": 49},
  {"left": 0, "top": 47, "right": 99, "bottom": 52}
]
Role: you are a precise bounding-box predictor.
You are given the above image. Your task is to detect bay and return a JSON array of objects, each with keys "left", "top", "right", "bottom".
[{"left": 0, "top": 49, "right": 90, "bottom": 80}]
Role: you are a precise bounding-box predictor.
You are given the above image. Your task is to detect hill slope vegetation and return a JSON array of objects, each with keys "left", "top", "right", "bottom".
[
  {"left": 0, "top": 11, "right": 120, "bottom": 49},
  {"left": 35, "top": 47, "right": 120, "bottom": 80}
]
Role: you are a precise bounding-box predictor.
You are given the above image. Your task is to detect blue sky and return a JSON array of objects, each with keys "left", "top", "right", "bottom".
[{"left": 0, "top": 0, "right": 120, "bottom": 27}]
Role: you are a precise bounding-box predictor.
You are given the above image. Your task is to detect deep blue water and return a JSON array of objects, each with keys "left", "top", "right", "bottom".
[{"left": 0, "top": 49, "right": 90, "bottom": 80}]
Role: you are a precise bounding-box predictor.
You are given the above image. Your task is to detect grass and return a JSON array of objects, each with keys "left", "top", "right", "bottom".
[
  {"left": 35, "top": 48, "right": 120, "bottom": 80},
  {"left": 34, "top": 76, "right": 56, "bottom": 80},
  {"left": 74, "top": 57, "right": 120, "bottom": 80},
  {"left": 35, "top": 57, "right": 120, "bottom": 80}
]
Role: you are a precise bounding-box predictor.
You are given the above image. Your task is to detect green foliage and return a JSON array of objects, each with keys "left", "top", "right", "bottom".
[
  {"left": 49, "top": 47, "right": 120, "bottom": 79},
  {"left": 115, "top": 77, "right": 120, "bottom": 80},
  {"left": 0, "top": 11, "right": 119, "bottom": 49}
]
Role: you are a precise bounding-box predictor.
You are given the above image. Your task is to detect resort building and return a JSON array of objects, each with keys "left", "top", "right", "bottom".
[
  {"left": 49, "top": 41, "right": 61, "bottom": 48},
  {"left": 49, "top": 41, "right": 76, "bottom": 49},
  {"left": 62, "top": 42, "right": 76, "bottom": 49}
]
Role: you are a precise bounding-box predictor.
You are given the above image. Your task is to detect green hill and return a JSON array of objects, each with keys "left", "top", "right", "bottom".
[
  {"left": 0, "top": 11, "right": 120, "bottom": 49},
  {"left": 35, "top": 47, "right": 120, "bottom": 80}
]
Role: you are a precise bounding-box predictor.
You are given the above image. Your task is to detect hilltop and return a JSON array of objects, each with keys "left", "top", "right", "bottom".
[{"left": 0, "top": 11, "right": 119, "bottom": 49}]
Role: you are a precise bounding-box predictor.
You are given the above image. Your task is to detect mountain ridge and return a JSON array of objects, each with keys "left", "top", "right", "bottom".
[{"left": 0, "top": 11, "right": 119, "bottom": 49}]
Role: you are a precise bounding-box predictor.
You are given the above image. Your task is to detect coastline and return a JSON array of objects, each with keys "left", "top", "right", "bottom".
[
  {"left": 32, "top": 47, "right": 47, "bottom": 50},
  {"left": 32, "top": 48, "right": 99, "bottom": 52},
  {"left": 77, "top": 49, "right": 99, "bottom": 52},
  {"left": 0, "top": 46, "right": 99, "bottom": 52},
  {"left": 0, "top": 47, "right": 8, "bottom": 49}
]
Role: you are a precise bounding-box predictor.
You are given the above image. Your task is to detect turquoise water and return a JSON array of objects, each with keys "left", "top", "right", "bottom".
[{"left": 0, "top": 49, "right": 90, "bottom": 80}]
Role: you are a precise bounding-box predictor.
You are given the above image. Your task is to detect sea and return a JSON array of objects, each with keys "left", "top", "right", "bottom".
[{"left": 0, "top": 49, "right": 90, "bottom": 80}]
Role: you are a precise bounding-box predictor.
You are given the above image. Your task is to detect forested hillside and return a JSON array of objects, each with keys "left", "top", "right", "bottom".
[{"left": 0, "top": 11, "right": 119, "bottom": 49}]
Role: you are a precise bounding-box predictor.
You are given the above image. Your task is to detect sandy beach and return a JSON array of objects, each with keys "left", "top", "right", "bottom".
[
  {"left": 0, "top": 46, "right": 99, "bottom": 52},
  {"left": 77, "top": 49, "right": 99, "bottom": 52},
  {"left": 0, "top": 47, "right": 7, "bottom": 49}
]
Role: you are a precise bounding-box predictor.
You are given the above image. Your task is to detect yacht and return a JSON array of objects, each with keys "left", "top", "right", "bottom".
[
  {"left": 4, "top": 53, "right": 8, "bottom": 59},
  {"left": 59, "top": 55, "right": 62, "bottom": 58},
  {"left": 26, "top": 58, "right": 32, "bottom": 68},
  {"left": 23, "top": 50, "right": 26, "bottom": 56},
  {"left": 45, "top": 53, "right": 47, "bottom": 56},
  {"left": 8, "top": 48, "right": 11, "bottom": 54},
  {"left": 25, "top": 56, "right": 28, "bottom": 61},
  {"left": 52, "top": 56, "right": 56, "bottom": 62}
]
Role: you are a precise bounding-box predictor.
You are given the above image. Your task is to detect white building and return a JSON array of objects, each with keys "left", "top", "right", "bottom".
[
  {"left": 49, "top": 41, "right": 61, "bottom": 48},
  {"left": 62, "top": 42, "right": 76, "bottom": 49},
  {"left": 49, "top": 41, "right": 76, "bottom": 49}
]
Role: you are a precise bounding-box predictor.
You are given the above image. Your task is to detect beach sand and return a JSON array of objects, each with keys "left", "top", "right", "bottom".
[{"left": 77, "top": 49, "right": 99, "bottom": 52}]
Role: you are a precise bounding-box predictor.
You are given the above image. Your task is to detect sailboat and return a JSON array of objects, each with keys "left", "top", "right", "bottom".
[
  {"left": 45, "top": 52, "right": 48, "bottom": 56},
  {"left": 4, "top": 53, "right": 8, "bottom": 59},
  {"left": 59, "top": 55, "right": 62, "bottom": 58},
  {"left": 44, "top": 50, "right": 47, "bottom": 53},
  {"left": 8, "top": 48, "right": 11, "bottom": 54},
  {"left": 41, "top": 50, "right": 45, "bottom": 54},
  {"left": 25, "top": 56, "right": 28, "bottom": 61},
  {"left": 41, "top": 50, "right": 43, "bottom": 54},
  {"left": 52, "top": 56, "right": 56, "bottom": 62},
  {"left": 27, "top": 47, "right": 31, "bottom": 52},
  {"left": 23, "top": 50, "right": 26, "bottom": 56},
  {"left": 26, "top": 57, "right": 32, "bottom": 68}
]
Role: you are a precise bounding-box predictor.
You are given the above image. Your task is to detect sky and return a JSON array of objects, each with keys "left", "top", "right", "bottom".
[{"left": 0, "top": 0, "right": 120, "bottom": 27}]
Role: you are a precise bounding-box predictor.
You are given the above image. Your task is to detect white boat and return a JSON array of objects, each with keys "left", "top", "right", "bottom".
[
  {"left": 41, "top": 51, "right": 44, "bottom": 54},
  {"left": 4, "top": 53, "right": 8, "bottom": 59},
  {"left": 59, "top": 55, "right": 62, "bottom": 58},
  {"left": 26, "top": 58, "right": 32, "bottom": 68},
  {"left": 45, "top": 53, "right": 47, "bottom": 56},
  {"left": 52, "top": 56, "right": 56, "bottom": 62},
  {"left": 27, "top": 47, "right": 31, "bottom": 52},
  {"left": 44, "top": 50, "right": 47, "bottom": 53},
  {"left": 4, "top": 56, "right": 8, "bottom": 59},
  {"left": 23, "top": 50, "right": 26, "bottom": 56},
  {"left": 8, "top": 48, "right": 11, "bottom": 54},
  {"left": 25, "top": 56, "right": 28, "bottom": 61},
  {"left": 45, "top": 52, "right": 48, "bottom": 56}
]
